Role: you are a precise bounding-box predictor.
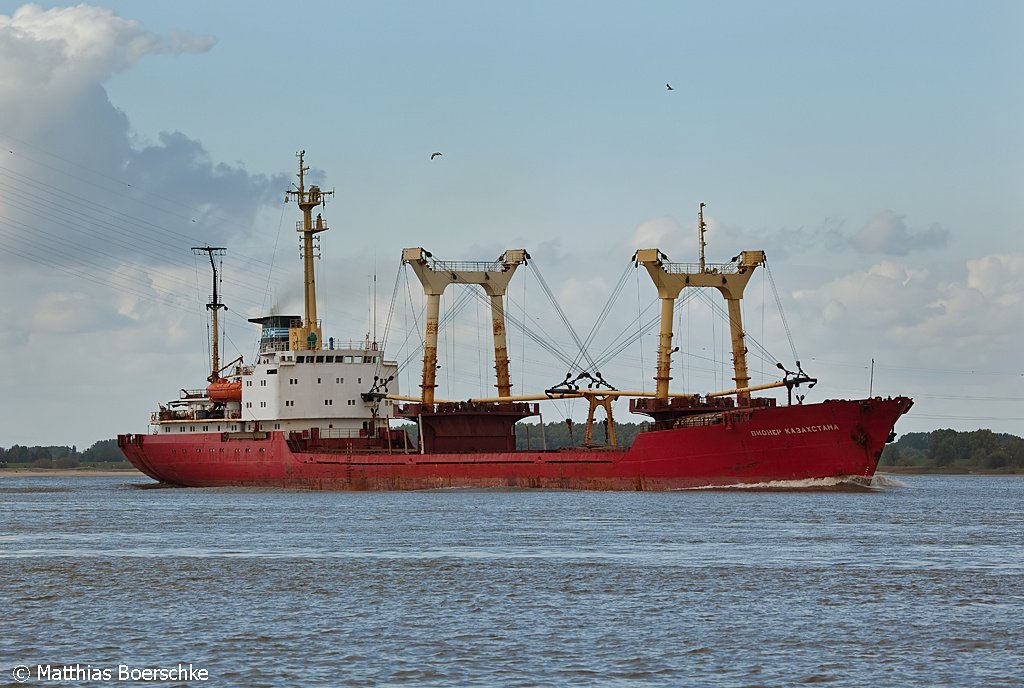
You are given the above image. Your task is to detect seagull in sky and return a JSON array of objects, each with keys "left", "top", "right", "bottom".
[
  {"left": 430, "top": 152, "right": 443, "bottom": 160},
  {"left": 666, "top": 83, "right": 673, "bottom": 90}
]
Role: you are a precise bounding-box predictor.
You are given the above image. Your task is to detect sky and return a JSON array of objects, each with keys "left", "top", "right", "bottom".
[{"left": 0, "top": 1, "right": 1021, "bottom": 450}]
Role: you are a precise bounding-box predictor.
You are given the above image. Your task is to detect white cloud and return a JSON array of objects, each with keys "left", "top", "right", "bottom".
[
  {"left": 630, "top": 216, "right": 682, "bottom": 253},
  {"left": 0, "top": 4, "right": 213, "bottom": 137},
  {"left": 794, "top": 252, "right": 1024, "bottom": 368},
  {"left": 31, "top": 290, "right": 108, "bottom": 333},
  {"left": 634, "top": 209, "right": 948, "bottom": 264},
  {"left": 966, "top": 254, "right": 1024, "bottom": 307},
  {"left": 850, "top": 210, "right": 948, "bottom": 255},
  {"left": 0, "top": 4, "right": 213, "bottom": 84},
  {"left": 0, "top": 4, "right": 281, "bottom": 447}
]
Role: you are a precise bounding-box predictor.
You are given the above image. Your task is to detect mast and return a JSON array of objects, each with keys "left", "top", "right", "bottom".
[
  {"left": 192, "top": 246, "right": 227, "bottom": 382},
  {"left": 636, "top": 204, "right": 765, "bottom": 405},
  {"left": 698, "top": 202, "right": 707, "bottom": 273},
  {"left": 285, "top": 150, "right": 333, "bottom": 350},
  {"left": 401, "top": 248, "right": 528, "bottom": 404}
]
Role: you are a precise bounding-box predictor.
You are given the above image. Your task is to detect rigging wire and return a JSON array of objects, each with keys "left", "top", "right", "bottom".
[
  {"left": 0, "top": 151, "right": 299, "bottom": 342},
  {"left": 370, "top": 259, "right": 406, "bottom": 386},
  {"left": 193, "top": 251, "right": 209, "bottom": 370},
  {"left": 1, "top": 132, "right": 276, "bottom": 249},
  {"left": 765, "top": 260, "right": 799, "bottom": 364},
  {"left": 521, "top": 271, "right": 527, "bottom": 397},
  {"left": 589, "top": 289, "right": 696, "bottom": 373},
  {"left": 571, "top": 261, "right": 634, "bottom": 372},
  {"left": 0, "top": 203, "right": 281, "bottom": 326},
  {"left": 693, "top": 289, "right": 782, "bottom": 369},
  {"left": 528, "top": 258, "right": 598, "bottom": 372},
  {"left": 0, "top": 169, "right": 280, "bottom": 298}
]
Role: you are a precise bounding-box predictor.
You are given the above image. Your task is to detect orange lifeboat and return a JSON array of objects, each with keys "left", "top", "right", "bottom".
[{"left": 207, "top": 378, "right": 242, "bottom": 402}]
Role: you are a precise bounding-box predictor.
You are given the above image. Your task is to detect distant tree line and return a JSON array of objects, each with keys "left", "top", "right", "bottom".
[
  {"left": 880, "top": 429, "right": 1024, "bottom": 472},
  {"left": 514, "top": 420, "right": 643, "bottom": 450},
  {"left": 0, "top": 439, "right": 126, "bottom": 469}
]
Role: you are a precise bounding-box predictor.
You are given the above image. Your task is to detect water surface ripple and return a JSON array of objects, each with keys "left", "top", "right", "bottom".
[{"left": 1, "top": 475, "right": 1021, "bottom": 686}]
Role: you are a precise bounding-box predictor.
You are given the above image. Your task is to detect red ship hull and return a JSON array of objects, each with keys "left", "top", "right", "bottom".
[{"left": 118, "top": 397, "right": 912, "bottom": 490}]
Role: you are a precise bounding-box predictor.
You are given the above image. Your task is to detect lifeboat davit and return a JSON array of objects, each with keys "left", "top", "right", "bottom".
[{"left": 207, "top": 378, "right": 242, "bottom": 402}]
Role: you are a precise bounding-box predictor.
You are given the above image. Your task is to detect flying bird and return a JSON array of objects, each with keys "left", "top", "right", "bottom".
[
  {"left": 430, "top": 152, "right": 443, "bottom": 160},
  {"left": 666, "top": 83, "right": 673, "bottom": 90}
]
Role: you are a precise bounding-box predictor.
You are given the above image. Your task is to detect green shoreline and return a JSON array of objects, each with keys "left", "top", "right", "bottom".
[{"left": 879, "top": 466, "right": 1021, "bottom": 476}]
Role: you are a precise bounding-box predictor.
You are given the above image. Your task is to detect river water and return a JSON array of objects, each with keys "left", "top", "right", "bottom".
[{"left": 1, "top": 474, "right": 1021, "bottom": 687}]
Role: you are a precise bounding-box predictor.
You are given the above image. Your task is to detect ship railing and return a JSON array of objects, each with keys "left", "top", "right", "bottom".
[
  {"left": 253, "top": 341, "right": 390, "bottom": 358},
  {"left": 427, "top": 257, "right": 506, "bottom": 273},
  {"left": 662, "top": 261, "right": 739, "bottom": 275},
  {"left": 295, "top": 220, "right": 329, "bottom": 233},
  {"left": 323, "top": 339, "right": 383, "bottom": 352},
  {"left": 314, "top": 428, "right": 378, "bottom": 439}
]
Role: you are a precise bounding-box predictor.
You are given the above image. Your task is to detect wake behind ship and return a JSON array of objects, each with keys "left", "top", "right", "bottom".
[{"left": 118, "top": 153, "right": 912, "bottom": 489}]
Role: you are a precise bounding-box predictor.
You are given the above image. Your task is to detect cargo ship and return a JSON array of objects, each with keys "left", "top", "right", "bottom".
[{"left": 118, "top": 152, "right": 912, "bottom": 489}]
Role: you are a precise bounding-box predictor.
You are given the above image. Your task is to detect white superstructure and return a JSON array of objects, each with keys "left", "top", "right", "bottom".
[{"left": 149, "top": 151, "right": 400, "bottom": 439}]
